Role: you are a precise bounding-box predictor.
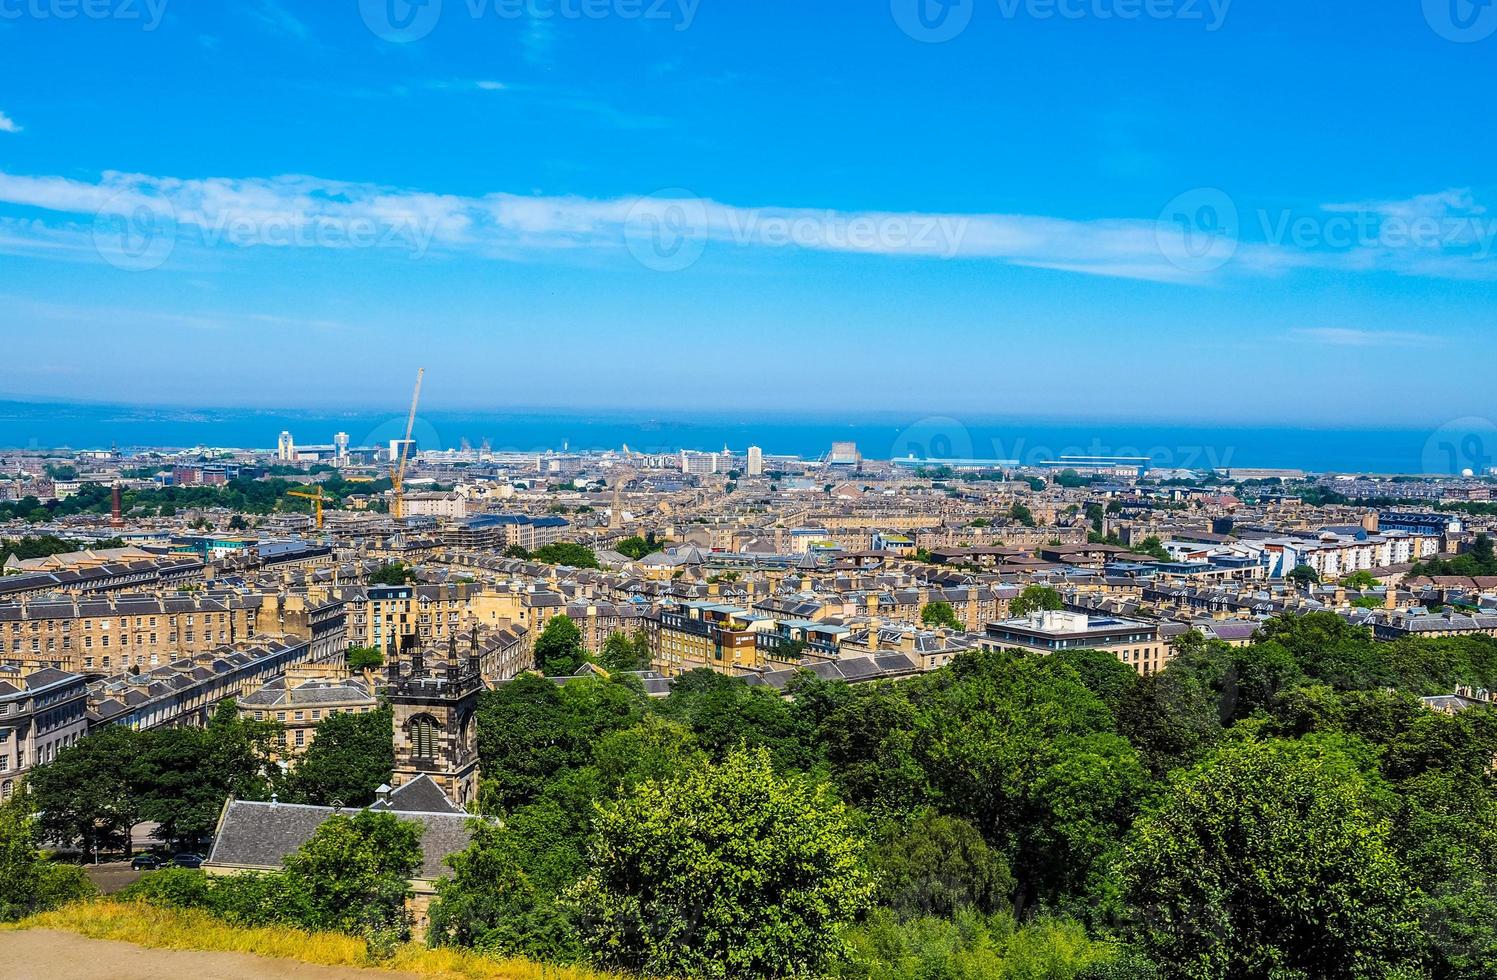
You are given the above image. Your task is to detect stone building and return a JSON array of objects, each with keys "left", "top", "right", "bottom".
[
  {"left": 387, "top": 634, "right": 483, "bottom": 809},
  {"left": 0, "top": 665, "right": 89, "bottom": 801},
  {"left": 0, "top": 592, "right": 261, "bottom": 674},
  {"left": 237, "top": 659, "right": 378, "bottom": 759}
]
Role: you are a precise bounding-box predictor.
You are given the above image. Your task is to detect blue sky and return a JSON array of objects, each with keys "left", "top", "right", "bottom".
[{"left": 0, "top": 0, "right": 1493, "bottom": 425}]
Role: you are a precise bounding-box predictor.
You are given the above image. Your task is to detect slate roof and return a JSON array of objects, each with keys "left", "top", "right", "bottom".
[
  {"left": 740, "top": 652, "right": 921, "bottom": 692},
  {"left": 208, "top": 795, "right": 472, "bottom": 880},
  {"left": 239, "top": 676, "right": 375, "bottom": 708},
  {"left": 368, "top": 775, "right": 466, "bottom": 815}
]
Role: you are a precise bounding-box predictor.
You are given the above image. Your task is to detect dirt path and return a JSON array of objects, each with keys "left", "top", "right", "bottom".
[{"left": 0, "top": 929, "right": 423, "bottom": 980}]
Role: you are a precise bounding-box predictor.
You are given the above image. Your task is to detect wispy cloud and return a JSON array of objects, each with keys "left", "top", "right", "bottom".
[
  {"left": 521, "top": 17, "right": 558, "bottom": 65},
  {"left": 0, "top": 168, "right": 1492, "bottom": 285},
  {"left": 248, "top": 0, "right": 310, "bottom": 41},
  {"left": 450, "top": 78, "right": 667, "bottom": 129},
  {"left": 0, "top": 111, "right": 21, "bottom": 134},
  {"left": 1289, "top": 327, "right": 1439, "bottom": 348},
  {"left": 1323, "top": 188, "right": 1484, "bottom": 222},
  {"left": 5, "top": 294, "right": 351, "bottom": 334}
]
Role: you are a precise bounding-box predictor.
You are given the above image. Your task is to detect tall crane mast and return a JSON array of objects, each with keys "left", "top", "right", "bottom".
[
  {"left": 286, "top": 486, "right": 326, "bottom": 530},
  {"left": 390, "top": 368, "right": 425, "bottom": 520}
]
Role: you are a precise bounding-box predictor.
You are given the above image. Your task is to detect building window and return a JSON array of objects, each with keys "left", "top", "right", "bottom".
[{"left": 409, "top": 715, "right": 439, "bottom": 758}]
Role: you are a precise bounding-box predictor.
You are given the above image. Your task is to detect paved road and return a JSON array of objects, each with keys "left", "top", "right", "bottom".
[
  {"left": 83, "top": 862, "right": 143, "bottom": 895},
  {"left": 0, "top": 930, "right": 422, "bottom": 980}
]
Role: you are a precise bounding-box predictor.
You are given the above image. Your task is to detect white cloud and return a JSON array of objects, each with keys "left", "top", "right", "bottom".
[
  {"left": 248, "top": 0, "right": 311, "bottom": 42},
  {"left": 1323, "top": 188, "right": 1483, "bottom": 221},
  {"left": 1289, "top": 328, "right": 1438, "bottom": 348},
  {"left": 0, "top": 111, "right": 21, "bottom": 134},
  {"left": 0, "top": 168, "right": 1491, "bottom": 285}
]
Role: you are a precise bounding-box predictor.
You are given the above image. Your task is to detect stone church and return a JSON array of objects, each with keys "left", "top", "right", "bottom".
[{"left": 205, "top": 631, "right": 487, "bottom": 932}]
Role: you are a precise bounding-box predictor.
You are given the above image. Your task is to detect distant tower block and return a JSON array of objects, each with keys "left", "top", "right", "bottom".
[
  {"left": 389, "top": 438, "right": 416, "bottom": 463},
  {"left": 277, "top": 430, "right": 296, "bottom": 462},
  {"left": 829, "top": 441, "right": 861, "bottom": 469},
  {"left": 747, "top": 445, "right": 764, "bottom": 477},
  {"left": 334, "top": 431, "right": 350, "bottom": 465}
]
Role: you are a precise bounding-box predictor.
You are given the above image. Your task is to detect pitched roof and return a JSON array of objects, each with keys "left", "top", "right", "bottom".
[{"left": 207, "top": 797, "right": 472, "bottom": 880}]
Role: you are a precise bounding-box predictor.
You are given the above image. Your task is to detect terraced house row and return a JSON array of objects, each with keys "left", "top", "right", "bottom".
[{"left": 0, "top": 592, "right": 262, "bottom": 673}]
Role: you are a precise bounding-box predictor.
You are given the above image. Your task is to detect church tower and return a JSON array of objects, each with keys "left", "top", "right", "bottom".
[{"left": 387, "top": 632, "right": 483, "bottom": 808}]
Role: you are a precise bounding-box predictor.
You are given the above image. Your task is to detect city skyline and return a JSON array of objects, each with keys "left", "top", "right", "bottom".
[{"left": 0, "top": 3, "right": 1494, "bottom": 425}]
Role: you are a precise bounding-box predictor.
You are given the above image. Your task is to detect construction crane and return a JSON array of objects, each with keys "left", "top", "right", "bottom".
[
  {"left": 286, "top": 486, "right": 326, "bottom": 530},
  {"left": 390, "top": 368, "right": 425, "bottom": 520}
]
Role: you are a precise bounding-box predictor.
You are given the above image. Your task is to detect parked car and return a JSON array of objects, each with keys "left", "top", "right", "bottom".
[
  {"left": 171, "top": 853, "right": 204, "bottom": 869},
  {"left": 130, "top": 854, "right": 162, "bottom": 871}
]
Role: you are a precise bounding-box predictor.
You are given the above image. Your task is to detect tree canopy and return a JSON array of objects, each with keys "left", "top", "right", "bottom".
[
  {"left": 568, "top": 746, "right": 876, "bottom": 978},
  {"left": 920, "top": 600, "right": 964, "bottom": 631},
  {"left": 1010, "top": 585, "right": 1064, "bottom": 617}
]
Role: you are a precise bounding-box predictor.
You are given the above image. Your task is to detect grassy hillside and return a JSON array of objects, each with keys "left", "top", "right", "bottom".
[{"left": 4, "top": 899, "right": 620, "bottom": 980}]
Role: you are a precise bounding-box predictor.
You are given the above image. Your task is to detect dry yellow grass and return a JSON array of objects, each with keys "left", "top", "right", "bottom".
[{"left": 5, "top": 900, "right": 621, "bottom": 980}]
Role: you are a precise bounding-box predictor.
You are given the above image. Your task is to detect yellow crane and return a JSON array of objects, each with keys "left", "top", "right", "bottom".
[
  {"left": 390, "top": 368, "right": 425, "bottom": 520},
  {"left": 286, "top": 486, "right": 326, "bottom": 530}
]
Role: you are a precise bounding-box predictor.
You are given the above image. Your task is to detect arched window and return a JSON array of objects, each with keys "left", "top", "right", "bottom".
[{"left": 409, "top": 714, "right": 439, "bottom": 758}]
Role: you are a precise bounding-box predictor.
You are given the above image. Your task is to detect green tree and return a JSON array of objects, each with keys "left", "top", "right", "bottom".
[
  {"left": 869, "top": 811, "right": 1013, "bottom": 920},
  {"left": 1115, "top": 668, "right": 1221, "bottom": 777},
  {"left": 367, "top": 562, "right": 417, "bottom": 586},
  {"left": 137, "top": 703, "right": 277, "bottom": 847},
  {"left": 476, "top": 673, "right": 648, "bottom": 812},
  {"left": 535, "top": 615, "right": 588, "bottom": 676},
  {"left": 429, "top": 816, "right": 584, "bottom": 962},
  {"left": 615, "top": 536, "right": 664, "bottom": 561},
  {"left": 917, "top": 653, "right": 1148, "bottom": 915},
  {"left": 26, "top": 725, "right": 142, "bottom": 856},
  {"left": 1287, "top": 564, "right": 1321, "bottom": 586},
  {"left": 1053, "top": 649, "right": 1139, "bottom": 717},
  {"left": 591, "top": 715, "right": 705, "bottom": 795},
  {"left": 1010, "top": 585, "right": 1064, "bottom": 617},
  {"left": 921, "top": 600, "right": 965, "bottom": 631},
  {"left": 598, "top": 628, "right": 652, "bottom": 672},
  {"left": 531, "top": 542, "right": 599, "bottom": 569},
  {"left": 568, "top": 746, "right": 876, "bottom": 978},
  {"left": 661, "top": 669, "right": 812, "bottom": 771},
  {"left": 1134, "top": 536, "right": 1171, "bottom": 562},
  {"left": 1118, "top": 738, "right": 1424, "bottom": 980},
  {"left": 345, "top": 645, "right": 384, "bottom": 672},
  {"left": 1009, "top": 502, "right": 1037, "bottom": 527},
  {"left": 281, "top": 809, "right": 423, "bottom": 935},
  {"left": 282, "top": 706, "right": 394, "bottom": 807},
  {"left": 817, "top": 682, "right": 924, "bottom": 811},
  {"left": 1392, "top": 770, "right": 1497, "bottom": 978},
  {"left": 0, "top": 794, "right": 96, "bottom": 922}
]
